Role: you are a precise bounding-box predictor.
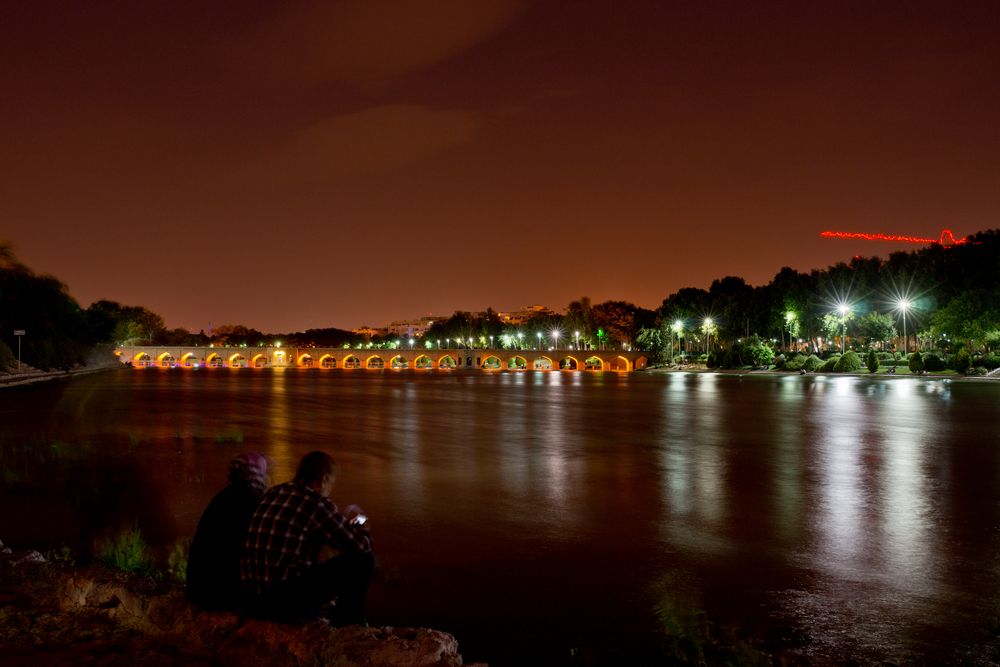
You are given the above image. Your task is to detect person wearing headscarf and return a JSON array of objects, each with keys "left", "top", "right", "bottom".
[{"left": 187, "top": 452, "right": 269, "bottom": 609}]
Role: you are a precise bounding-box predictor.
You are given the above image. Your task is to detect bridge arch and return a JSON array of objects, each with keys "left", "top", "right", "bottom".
[
  {"left": 507, "top": 355, "right": 527, "bottom": 370},
  {"left": 181, "top": 352, "right": 199, "bottom": 367},
  {"left": 319, "top": 354, "right": 336, "bottom": 369},
  {"left": 533, "top": 356, "right": 554, "bottom": 370},
  {"left": 481, "top": 354, "right": 502, "bottom": 370},
  {"left": 133, "top": 352, "right": 152, "bottom": 367},
  {"left": 414, "top": 354, "right": 434, "bottom": 369},
  {"left": 342, "top": 354, "right": 361, "bottom": 369},
  {"left": 250, "top": 353, "right": 266, "bottom": 368},
  {"left": 437, "top": 354, "right": 457, "bottom": 369},
  {"left": 583, "top": 356, "right": 604, "bottom": 370},
  {"left": 389, "top": 355, "right": 408, "bottom": 369},
  {"left": 228, "top": 353, "right": 246, "bottom": 368},
  {"left": 366, "top": 355, "right": 385, "bottom": 369},
  {"left": 157, "top": 352, "right": 176, "bottom": 368},
  {"left": 559, "top": 356, "right": 580, "bottom": 370},
  {"left": 298, "top": 353, "right": 314, "bottom": 368},
  {"left": 206, "top": 353, "right": 223, "bottom": 368}
]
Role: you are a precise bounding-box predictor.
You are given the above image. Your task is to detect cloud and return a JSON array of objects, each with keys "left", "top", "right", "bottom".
[
  {"left": 233, "top": 104, "right": 480, "bottom": 184},
  {"left": 228, "top": 0, "right": 524, "bottom": 87}
]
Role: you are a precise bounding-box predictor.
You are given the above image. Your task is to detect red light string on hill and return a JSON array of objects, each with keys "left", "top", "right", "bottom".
[{"left": 819, "top": 229, "right": 968, "bottom": 246}]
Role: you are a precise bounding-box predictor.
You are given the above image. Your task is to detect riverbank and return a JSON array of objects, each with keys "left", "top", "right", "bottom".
[
  {"left": 0, "top": 358, "right": 121, "bottom": 388},
  {"left": 0, "top": 541, "right": 478, "bottom": 667},
  {"left": 644, "top": 363, "right": 1000, "bottom": 380}
]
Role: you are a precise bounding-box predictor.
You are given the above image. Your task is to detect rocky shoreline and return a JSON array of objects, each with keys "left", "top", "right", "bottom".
[{"left": 0, "top": 542, "right": 480, "bottom": 667}]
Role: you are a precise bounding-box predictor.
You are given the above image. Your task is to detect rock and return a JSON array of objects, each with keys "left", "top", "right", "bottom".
[{"left": 0, "top": 558, "right": 476, "bottom": 666}]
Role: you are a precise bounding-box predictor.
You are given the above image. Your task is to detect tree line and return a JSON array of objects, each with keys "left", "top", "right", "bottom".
[{"left": 2, "top": 230, "right": 997, "bottom": 371}]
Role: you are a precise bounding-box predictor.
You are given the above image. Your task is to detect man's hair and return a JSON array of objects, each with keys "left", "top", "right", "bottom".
[{"left": 294, "top": 451, "right": 336, "bottom": 486}]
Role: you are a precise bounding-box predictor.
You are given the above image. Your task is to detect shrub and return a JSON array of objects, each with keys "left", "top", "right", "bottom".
[
  {"left": 748, "top": 340, "right": 775, "bottom": 368},
  {"left": 706, "top": 352, "right": 719, "bottom": 369},
  {"left": 908, "top": 351, "right": 925, "bottom": 373},
  {"left": 952, "top": 349, "right": 972, "bottom": 374},
  {"left": 773, "top": 354, "right": 786, "bottom": 370},
  {"left": 866, "top": 349, "right": 879, "bottom": 373},
  {"left": 820, "top": 354, "right": 841, "bottom": 372},
  {"left": 923, "top": 353, "right": 946, "bottom": 372},
  {"left": 835, "top": 350, "right": 862, "bottom": 372},
  {"left": 167, "top": 538, "right": 190, "bottom": 584},
  {"left": 968, "top": 366, "right": 988, "bottom": 376},
  {"left": 785, "top": 353, "right": 806, "bottom": 371},
  {"left": 877, "top": 352, "right": 894, "bottom": 363},
  {"left": 0, "top": 341, "right": 15, "bottom": 371},
  {"left": 95, "top": 525, "right": 156, "bottom": 575},
  {"left": 980, "top": 353, "right": 1000, "bottom": 370},
  {"left": 803, "top": 354, "right": 823, "bottom": 372}
]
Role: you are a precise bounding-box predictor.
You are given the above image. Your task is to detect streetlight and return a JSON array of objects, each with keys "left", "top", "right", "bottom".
[
  {"left": 785, "top": 311, "right": 796, "bottom": 352},
  {"left": 537, "top": 332, "right": 542, "bottom": 350},
  {"left": 897, "top": 299, "right": 911, "bottom": 354},
  {"left": 551, "top": 329, "right": 560, "bottom": 349},
  {"left": 517, "top": 331, "right": 523, "bottom": 349},
  {"left": 574, "top": 331, "right": 580, "bottom": 350},
  {"left": 837, "top": 304, "right": 850, "bottom": 354},
  {"left": 446, "top": 337, "right": 450, "bottom": 349},
  {"left": 672, "top": 320, "right": 683, "bottom": 364},
  {"left": 703, "top": 317, "right": 713, "bottom": 356},
  {"left": 489, "top": 335, "right": 494, "bottom": 349}
]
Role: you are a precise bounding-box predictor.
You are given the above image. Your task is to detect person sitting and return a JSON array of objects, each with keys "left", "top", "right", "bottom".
[
  {"left": 241, "top": 451, "right": 374, "bottom": 626},
  {"left": 187, "top": 452, "right": 269, "bottom": 610}
]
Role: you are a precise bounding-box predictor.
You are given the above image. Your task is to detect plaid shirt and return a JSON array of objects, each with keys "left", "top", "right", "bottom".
[{"left": 241, "top": 481, "right": 372, "bottom": 594}]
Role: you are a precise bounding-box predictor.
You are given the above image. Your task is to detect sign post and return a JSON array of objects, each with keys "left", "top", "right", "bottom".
[{"left": 13, "top": 330, "right": 24, "bottom": 369}]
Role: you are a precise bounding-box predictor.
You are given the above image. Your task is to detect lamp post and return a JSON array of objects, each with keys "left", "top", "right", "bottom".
[
  {"left": 785, "top": 311, "right": 796, "bottom": 352},
  {"left": 837, "top": 304, "right": 850, "bottom": 354},
  {"left": 517, "top": 332, "right": 523, "bottom": 349},
  {"left": 574, "top": 330, "right": 580, "bottom": 350},
  {"left": 552, "top": 330, "right": 560, "bottom": 350},
  {"left": 672, "top": 320, "right": 683, "bottom": 364},
  {"left": 898, "top": 299, "right": 910, "bottom": 354},
  {"left": 489, "top": 335, "right": 494, "bottom": 349},
  {"left": 703, "top": 317, "right": 713, "bottom": 356}
]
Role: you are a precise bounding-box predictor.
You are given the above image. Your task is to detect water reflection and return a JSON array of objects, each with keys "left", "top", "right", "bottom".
[{"left": 2, "top": 371, "right": 999, "bottom": 665}]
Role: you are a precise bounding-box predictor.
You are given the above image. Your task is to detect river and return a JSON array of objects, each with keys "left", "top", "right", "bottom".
[{"left": 1, "top": 368, "right": 998, "bottom": 664}]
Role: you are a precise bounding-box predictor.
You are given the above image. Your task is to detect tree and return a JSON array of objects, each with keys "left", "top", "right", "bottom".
[
  {"left": 636, "top": 327, "right": 666, "bottom": 364},
  {"left": 866, "top": 349, "right": 879, "bottom": 373},
  {"left": 858, "top": 312, "right": 896, "bottom": 350},
  {"left": 908, "top": 351, "right": 925, "bottom": 373}
]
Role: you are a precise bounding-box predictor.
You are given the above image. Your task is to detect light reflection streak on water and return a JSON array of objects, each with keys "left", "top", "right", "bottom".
[
  {"left": 265, "top": 368, "right": 294, "bottom": 480},
  {"left": 813, "top": 376, "right": 867, "bottom": 569},
  {"left": 659, "top": 373, "right": 729, "bottom": 553},
  {"left": 774, "top": 376, "right": 805, "bottom": 543}
]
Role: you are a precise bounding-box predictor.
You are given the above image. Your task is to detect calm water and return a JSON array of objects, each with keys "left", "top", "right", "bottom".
[{"left": 2, "top": 369, "right": 999, "bottom": 664}]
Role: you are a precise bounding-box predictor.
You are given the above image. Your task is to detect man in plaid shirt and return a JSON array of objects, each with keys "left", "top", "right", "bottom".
[{"left": 242, "top": 451, "right": 374, "bottom": 625}]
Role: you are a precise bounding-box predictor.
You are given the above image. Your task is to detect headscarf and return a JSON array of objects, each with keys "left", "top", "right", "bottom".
[{"left": 229, "top": 452, "right": 269, "bottom": 497}]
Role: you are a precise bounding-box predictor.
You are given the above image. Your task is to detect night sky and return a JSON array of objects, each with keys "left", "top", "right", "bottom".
[{"left": 2, "top": 1, "right": 998, "bottom": 332}]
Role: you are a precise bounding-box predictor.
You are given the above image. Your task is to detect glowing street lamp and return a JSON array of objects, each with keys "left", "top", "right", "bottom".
[
  {"left": 446, "top": 337, "right": 450, "bottom": 349},
  {"left": 517, "top": 331, "right": 523, "bottom": 349},
  {"left": 537, "top": 332, "right": 542, "bottom": 350},
  {"left": 489, "top": 335, "right": 494, "bottom": 349},
  {"left": 409, "top": 338, "right": 415, "bottom": 349},
  {"left": 574, "top": 330, "right": 580, "bottom": 350},
  {"left": 785, "top": 311, "right": 797, "bottom": 352},
  {"left": 898, "top": 299, "right": 911, "bottom": 354},
  {"left": 703, "top": 317, "right": 713, "bottom": 356},
  {"left": 551, "top": 330, "right": 560, "bottom": 349},
  {"left": 837, "top": 304, "right": 850, "bottom": 354},
  {"left": 671, "top": 319, "right": 683, "bottom": 364}
]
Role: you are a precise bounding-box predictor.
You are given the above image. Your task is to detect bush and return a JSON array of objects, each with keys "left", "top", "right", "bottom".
[
  {"left": 784, "top": 353, "right": 806, "bottom": 371},
  {"left": 979, "top": 353, "right": 1000, "bottom": 370},
  {"left": 803, "top": 354, "right": 823, "bottom": 372},
  {"left": 923, "top": 352, "right": 946, "bottom": 372},
  {"left": 95, "top": 525, "right": 156, "bottom": 575},
  {"left": 908, "top": 351, "right": 925, "bottom": 373},
  {"left": 167, "top": 538, "right": 190, "bottom": 584},
  {"left": 820, "top": 354, "right": 841, "bottom": 372},
  {"left": 968, "top": 366, "right": 988, "bottom": 376},
  {"left": 952, "top": 349, "right": 972, "bottom": 374},
  {"left": 866, "top": 349, "right": 879, "bottom": 373},
  {"left": 877, "top": 352, "right": 895, "bottom": 363},
  {"left": 0, "top": 340, "right": 15, "bottom": 371},
  {"left": 835, "top": 350, "right": 862, "bottom": 372},
  {"left": 773, "top": 354, "right": 786, "bottom": 370},
  {"left": 748, "top": 340, "right": 775, "bottom": 368},
  {"left": 706, "top": 352, "right": 719, "bottom": 369}
]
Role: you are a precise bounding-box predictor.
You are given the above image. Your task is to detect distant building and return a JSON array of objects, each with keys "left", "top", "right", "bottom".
[
  {"left": 352, "top": 326, "right": 387, "bottom": 340},
  {"left": 498, "top": 305, "right": 557, "bottom": 325},
  {"left": 386, "top": 315, "right": 445, "bottom": 339}
]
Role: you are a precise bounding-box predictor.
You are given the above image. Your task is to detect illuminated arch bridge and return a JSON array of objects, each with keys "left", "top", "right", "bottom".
[{"left": 116, "top": 346, "right": 649, "bottom": 372}]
